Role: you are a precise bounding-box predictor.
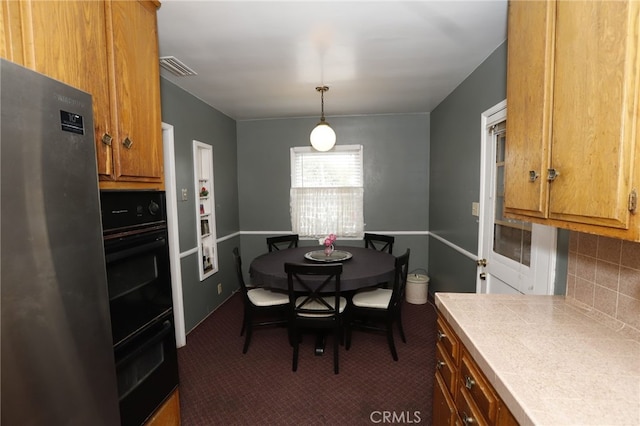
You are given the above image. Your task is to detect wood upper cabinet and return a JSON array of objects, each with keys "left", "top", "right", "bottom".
[
  {"left": 505, "top": 0, "right": 640, "bottom": 241},
  {"left": 504, "top": 0, "right": 555, "bottom": 219},
  {"left": 106, "top": 0, "right": 163, "bottom": 188},
  {"left": 1, "top": 1, "right": 28, "bottom": 63},
  {"left": 0, "top": 0, "right": 164, "bottom": 190}
]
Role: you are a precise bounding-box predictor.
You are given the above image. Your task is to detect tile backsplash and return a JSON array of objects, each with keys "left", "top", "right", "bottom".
[{"left": 567, "top": 231, "right": 640, "bottom": 337}]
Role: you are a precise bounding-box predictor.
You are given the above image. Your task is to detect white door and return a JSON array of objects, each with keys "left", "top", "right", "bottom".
[{"left": 477, "top": 101, "right": 557, "bottom": 295}]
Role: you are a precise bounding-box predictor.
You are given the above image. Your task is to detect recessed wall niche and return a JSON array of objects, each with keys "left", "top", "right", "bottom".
[{"left": 193, "top": 140, "right": 218, "bottom": 280}]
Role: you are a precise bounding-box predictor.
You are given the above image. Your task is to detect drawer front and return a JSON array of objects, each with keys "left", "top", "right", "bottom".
[
  {"left": 437, "top": 315, "right": 459, "bottom": 362},
  {"left": 436, "top": 341, "right": 457, "bottom": 394},
  {"left": 456, "top": 386, "right": 489, "bottom": 426},
  {"left": 497, "top": 403, "right": 520, "bottom": 426},
  {"left": 433, "top": 371, "right": 460, "bottom": 426},
  {"left": 460, "top": 350, "right": 498, "bottom": 422}
]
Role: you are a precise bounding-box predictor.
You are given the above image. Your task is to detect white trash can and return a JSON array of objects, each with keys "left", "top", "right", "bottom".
[{"left": 406, "top": 272, "right": 429, "bottom": 304}]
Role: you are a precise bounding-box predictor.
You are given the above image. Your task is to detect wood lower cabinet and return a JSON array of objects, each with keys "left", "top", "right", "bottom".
[
  {"left": 433, "top": 313, "right": 518, "bottom": 426},
  {"left": 145, "top": 389, "right": 180, "bottom": 426},
  {"left": 433, "top": 371, "right": 460, "bottom": 426},
  {"left": 505, "top": 0, "right": 640, "bottom": 241},
  {"left": 0, "top": 0, "right": 164, "bottom": 190},
  {"left": 434, "top": 315, "right": 461, "bottom": 425},
  {"left": 458, "top": 348, "right": 498, "bottom": 424}
]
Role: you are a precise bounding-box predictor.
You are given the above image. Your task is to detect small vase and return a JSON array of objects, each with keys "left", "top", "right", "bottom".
[{"left": 324, "top": 244, "right": 334, "bottom": 257}]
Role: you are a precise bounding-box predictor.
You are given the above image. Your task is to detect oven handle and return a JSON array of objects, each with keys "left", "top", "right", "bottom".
[
  {"left": 116, "top": 320, "right": 173, "bottom": 369},
  {"left": 105, "top": 237, "right": 166, "bottom": 263}
]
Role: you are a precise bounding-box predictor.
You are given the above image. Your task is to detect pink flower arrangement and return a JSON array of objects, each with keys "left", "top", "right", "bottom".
[
  {"left": 318, "top": 234, "right": 338, "bottom": 247},
  {"left": 319, "top": 233, "right": 337, "bottom": 247},
  {"left": 319, "top": 233, "right": 337, "bottom": 256}
]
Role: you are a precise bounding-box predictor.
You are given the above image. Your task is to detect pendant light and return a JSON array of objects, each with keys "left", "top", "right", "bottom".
[{"left": 309, "top": 86, "right": 336, "bottom": 151}]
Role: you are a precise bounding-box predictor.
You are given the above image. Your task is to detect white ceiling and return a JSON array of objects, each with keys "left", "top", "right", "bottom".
[{"left": 156, "top": 1, "right": 508, "bottom": 121}]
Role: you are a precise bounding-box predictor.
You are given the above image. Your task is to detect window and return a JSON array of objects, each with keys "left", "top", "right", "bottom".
[
  {"left": 290, "top": 145, "right": 364, "bottom": 238},
  {"left": 491, "top": 121, "right": 532, "bottom": 266}
]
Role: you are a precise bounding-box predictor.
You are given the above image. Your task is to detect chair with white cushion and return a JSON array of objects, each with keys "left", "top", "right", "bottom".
[
  {"left": 233, "top": 247, "right": 288, "bottom": 354},
  {"left": 346, "top": 249, "right": 410, "bottom": 361},
  {"left": 285, "top": 262, "right": 345, "bottom": 374}
]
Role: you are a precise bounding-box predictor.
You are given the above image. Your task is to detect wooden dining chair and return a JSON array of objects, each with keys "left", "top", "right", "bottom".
[
  {"left": 233, "top": 247, "right": 288, "bottom": 354},
  {"left": 364, "top": 233, "right": 395, "bottom": 254},
  {"left": 364, "top": 233, "right": 395, "bottom": 288},
  {"left": 346, "top": 249, "right": 410, "bottom": 361},
  {"left": 285, "top": 262, "right": 345, "bottom": 374},
  {"left": 266, "top": 234, "right": 299, "bottom": 252}
]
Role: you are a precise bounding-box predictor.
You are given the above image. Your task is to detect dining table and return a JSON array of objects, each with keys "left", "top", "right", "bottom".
[
  {"left": 249, "top": 245, "right": 396, "bottom": 292},
  {"left": 249, "top": 245, "right": 396, "bottom": 356}
]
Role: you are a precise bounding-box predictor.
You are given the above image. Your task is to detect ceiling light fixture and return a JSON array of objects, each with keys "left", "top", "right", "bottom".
[{"left": 309, "top": 86, "right": 336, "bottom": 151}]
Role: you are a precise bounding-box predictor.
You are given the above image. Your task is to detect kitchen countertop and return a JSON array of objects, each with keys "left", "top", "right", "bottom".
[{"left": 435, "top": 293, "right": 640, "bottom": 426}]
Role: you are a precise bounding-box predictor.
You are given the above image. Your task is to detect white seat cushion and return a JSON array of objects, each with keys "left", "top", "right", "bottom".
[
  {"left": 247, "top": 288, "right": 289, "bottom": 307},
  {"left": 352, "top": 288, "right": 392, "bottom": 309},
  {"left": 295, "top": 295, "right": 347, "bottom": 317}
]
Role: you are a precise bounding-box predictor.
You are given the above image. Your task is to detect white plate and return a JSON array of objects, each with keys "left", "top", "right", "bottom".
[{"left": 304, "top": 250, "right": 353, "bottom": 263}]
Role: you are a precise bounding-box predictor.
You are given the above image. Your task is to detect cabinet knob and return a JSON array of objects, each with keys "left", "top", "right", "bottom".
[
  {"left": 101, "top": 133, "right": 113, "bottom": 146},
  {"left": 547, "top": 168, "right": 559, "bottom": 181},
  {"left": 465, "top": 375, "right": 476, "bottom": 390},
  {"left": 461, "top": 411, "right": 475, "bottom": 425},
  {"left": 123, "top": 137, "right": 133, "bottom": 149},
  {"left": 528, "top": 170, "right": 539, "bottom": 182},
  {"left": 436, "top": 330, "right": 446, "bottom": 341},
  {"left": 436, "top": 360, "right": 445, "bottom": 370}
]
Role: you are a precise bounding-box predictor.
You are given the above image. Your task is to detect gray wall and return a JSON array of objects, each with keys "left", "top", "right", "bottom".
[
  {"left": 160, "top": 78, "right": 240, "bottom": 333},
  {"left": 428, "top": 42, "right": 508, "bottom": 294},
  {"left": 237, "top": 114, "right": 430, "bottom": 277},
  {"left": 428, "top": 41, "right": 568, "bottom": 295},
  {"left": 160, "top": 40, "right": 569, "bottom": 334},
  {"left": 161, "top": 79, "right": 431, "bottom": 332}
]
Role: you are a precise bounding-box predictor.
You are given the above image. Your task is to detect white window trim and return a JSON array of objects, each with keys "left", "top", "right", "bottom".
[{"left": 290, "top": 145, "right": 364, "bottom": 238}]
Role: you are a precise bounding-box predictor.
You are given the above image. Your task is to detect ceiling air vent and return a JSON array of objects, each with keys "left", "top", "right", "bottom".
[{"left": 159, "top": 56, "right": 197, "bottom": 76}]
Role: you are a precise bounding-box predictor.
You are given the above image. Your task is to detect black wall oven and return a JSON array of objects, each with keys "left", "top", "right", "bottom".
[{"left": 101, "top": 190, "right": 179, "bottom": 426}]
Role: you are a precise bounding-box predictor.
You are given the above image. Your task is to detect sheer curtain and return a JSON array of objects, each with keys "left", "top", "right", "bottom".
[{"left": 290, "top": 145, "right": 364, "bottom": 238}]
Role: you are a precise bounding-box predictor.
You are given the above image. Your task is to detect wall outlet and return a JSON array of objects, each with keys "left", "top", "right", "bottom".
[{"left": 217, "top": 283, "right": 222, "bottom": 295}]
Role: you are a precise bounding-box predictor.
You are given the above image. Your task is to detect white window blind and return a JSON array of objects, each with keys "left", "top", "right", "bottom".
[{"left": 290, "top": 145, "right": 364, "bottom": 238}]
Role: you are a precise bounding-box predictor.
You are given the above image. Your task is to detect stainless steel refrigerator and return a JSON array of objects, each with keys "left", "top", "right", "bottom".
[{"left": 1, "top": 59, "right": 120, "bottom": 425}]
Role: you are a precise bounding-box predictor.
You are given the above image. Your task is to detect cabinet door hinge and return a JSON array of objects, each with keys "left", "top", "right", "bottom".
[{"left": 629, "top": 190, "right": 637, "bottom": 213}]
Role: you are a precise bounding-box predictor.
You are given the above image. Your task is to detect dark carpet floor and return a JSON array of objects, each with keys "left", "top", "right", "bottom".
[{"left": 177, "top": 292, "right": 438, "bottom": 425}]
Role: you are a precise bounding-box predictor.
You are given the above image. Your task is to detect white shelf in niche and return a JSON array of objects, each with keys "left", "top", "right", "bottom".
[{"left": 193, "top": 140, "right": 218, "bottom": 280}]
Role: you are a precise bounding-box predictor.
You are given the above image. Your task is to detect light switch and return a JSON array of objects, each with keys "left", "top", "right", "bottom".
[
  {"left": 471, "top": 202, "right": 480, "bottom": 217},
  {"left": 181, "top": 188, "right": 188, "bottom": 201}
]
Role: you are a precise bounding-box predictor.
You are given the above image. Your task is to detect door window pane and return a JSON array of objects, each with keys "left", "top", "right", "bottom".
[{"left": 493, "top": 123, "right": 531, "bottom": 266}]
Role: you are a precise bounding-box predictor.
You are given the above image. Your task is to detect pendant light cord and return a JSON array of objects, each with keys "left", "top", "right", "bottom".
[{"left": 317, "top": 86, "right": 328, "bottom": 123}]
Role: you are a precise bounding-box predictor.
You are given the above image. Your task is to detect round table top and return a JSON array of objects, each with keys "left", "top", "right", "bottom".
[{"left": 249, "top": 246, "right": 395, "bottom": 292}]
